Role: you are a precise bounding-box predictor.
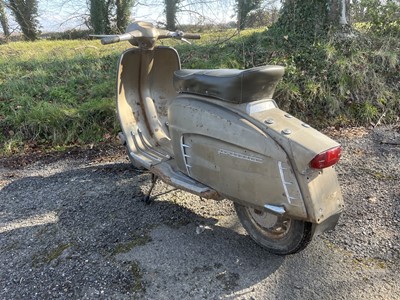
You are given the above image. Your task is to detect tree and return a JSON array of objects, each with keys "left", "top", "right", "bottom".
[
  {"left": 89, "top": 0, "right": 134, "bottom": 34},
  {"left": 90, "top": 0, "right": 110, "bottom": 34},
  {"left": 164, "top": 0, "right": 180, "bottom": 30},
  {"left": 236, "top": 0, "right": 262, "bottom": 30},
  {"left": 0, "top": 0, "right": 10, "bottom": 40},
  {"left": 351, "top": 0, "right": 400, "bottom": 35},
  {"left": 7, "top": 0, "right": 39, "bottom": 41},
  {"left": 274, "top": 0, "right": 352, "bottom": 39},
  {"left": 116, "top": 0, "right": 134, "bottom": 33}
]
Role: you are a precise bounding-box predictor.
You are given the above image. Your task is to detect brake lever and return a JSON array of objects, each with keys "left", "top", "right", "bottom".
[
  {"left": 181, "top": 38, "right": 191, "bottom": 44},
  {"left": 174, "top": 31, "right": 191, "bottom": 44},
  {"left": 166, "top": 31, "right": 192, "bottom": 44}
]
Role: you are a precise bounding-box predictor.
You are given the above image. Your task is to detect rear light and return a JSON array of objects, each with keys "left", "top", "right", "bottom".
[{"left": 310, "top": 146, "right": 342, "bottom": 169}]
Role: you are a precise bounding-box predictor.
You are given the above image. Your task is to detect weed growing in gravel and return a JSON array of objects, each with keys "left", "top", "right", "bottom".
[
  {"left": 32, "top": 243, "right": 73, "bottom": 267},
  {"left": 359, "top": 167, "right": 399, "bottom": 181},
  {"left": 216, "top": 271, "right": 240, "bottom": 291},
  {"left": 130, "top": 261, "right": 146, "bottom": 293},
  {"left": 112, "top": 234, "right": 152, "bottom": 255},
  {"left": 352, "top": 257, "right": 388, "bottom": 270},
  {"left": 0, "top": 240, "right": 20, "bottom": 252},
  {"left": 323, "top": 239, "right": 390, "bottom": 270}
]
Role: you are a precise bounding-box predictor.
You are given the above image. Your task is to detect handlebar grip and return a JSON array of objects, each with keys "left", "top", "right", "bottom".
[
  {"left": 182, "top": 34, "right": 201, "bottom": 39},
  {"left": 101, "top": 36, "right": 120, "bottom": 45}
]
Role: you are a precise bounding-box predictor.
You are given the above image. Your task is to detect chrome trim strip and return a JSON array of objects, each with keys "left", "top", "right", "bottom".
[
  {"left": 278, "top": 161, "right": 295, "bottom": 204},
  {"left": 180, "top": 135, "right": 191, "bottom": 176},
  {"left": 264, "top": 204, "right": 286, "bottom": 215},
  {"left": 218, "top": 149, "right": 263, "bottom": 163}
]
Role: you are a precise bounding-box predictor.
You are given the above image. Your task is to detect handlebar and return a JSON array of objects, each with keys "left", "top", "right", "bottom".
[
  {"left": 158, "top": 31, "right": 201, "bottom": 40},
  {"left": 93, "top": 24, "right": 201, "bottom": 46},
  {"left": 101, "top": 36, "right": 120, "bottom": 45},
  {"left": 101, "top": 32, "right": 133, "bottom": 45},
  {"left": 180, "top": 33, "right": 201, "bottom": 40}
]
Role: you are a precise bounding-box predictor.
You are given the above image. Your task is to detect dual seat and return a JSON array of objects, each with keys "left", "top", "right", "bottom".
[{"left": 173, "top": 65, "right": 285, "bottom": 104}]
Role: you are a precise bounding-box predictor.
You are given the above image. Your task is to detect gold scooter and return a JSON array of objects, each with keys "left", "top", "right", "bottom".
[{"left": 94, "top": 21, "right": 344, "bottom": 255}]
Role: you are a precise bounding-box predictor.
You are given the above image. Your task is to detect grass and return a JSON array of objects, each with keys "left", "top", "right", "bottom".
[
  {"left": 0, "top": 27, "right": 399, "bottom": 155},
  {"left": 32, "top": 243, "right": 73, "bottom": 267},
  {"left": 130, "top": 261, "right": 146, "bottom": 293},
  {"left": 0, "top": 40, "right": 130, "bottom": 155},
  {"left": 112, "top": 234, "right": 152, "bottom": 255}
]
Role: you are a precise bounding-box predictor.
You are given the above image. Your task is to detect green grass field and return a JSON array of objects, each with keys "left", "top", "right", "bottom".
[
  {"left": 0, "top": 28, "right": 398, "bottom": 155},
  {"left": 0, "top": 39, "right": 128, "bottom": 154}
]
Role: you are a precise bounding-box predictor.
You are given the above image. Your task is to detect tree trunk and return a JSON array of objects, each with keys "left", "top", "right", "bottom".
[
  {"left": 164, "top": 0, "right": 179, "bottom": 30},
  {"left": 236, "top": 0, "right": 262, "bottom": 30},
  {"left": 275, "top": 0, "right": 351, "bottom": 39},
  {"left": 116, "top": 0, "right": 134, "bottom": 33},
  {"left": 104, "top": 0, "right": 113, "bottom": 33},
  {"left": 0, "top": 0, "right": 10, "bottom": 40},
  {"left": 328, "top": 0, "right": 351, "bottom": 27},
  {"left": 90, "top": 0, "right": 105, "bottom": 34},
  {"left": 8, "top": 0, "right": 39, "bottom": 41}
]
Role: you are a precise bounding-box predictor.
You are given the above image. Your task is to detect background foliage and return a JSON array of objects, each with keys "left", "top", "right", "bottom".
[
  {"left": 6, "top": 0, "right": 40, "bottom": 40},
  {"left": 0, "top": 0, "right": 399, "bottom": 155}
]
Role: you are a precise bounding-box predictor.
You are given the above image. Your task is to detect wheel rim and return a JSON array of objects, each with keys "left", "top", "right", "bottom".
[{"left": 246, "top": 207, "right": 292, "bottom": 239}]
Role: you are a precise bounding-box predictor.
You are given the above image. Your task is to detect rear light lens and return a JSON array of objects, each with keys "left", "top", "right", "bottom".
[{"left": 310, "top": 146, "right": 342, "bottom": 169}]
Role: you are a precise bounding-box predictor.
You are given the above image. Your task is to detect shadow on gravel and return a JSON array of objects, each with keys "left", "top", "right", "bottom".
[
  {"left": 2, "top": 128, "right": 400, "bottom": 299},
  {"left": 0, "top": 162, "right": 285, "bottom": 299}
]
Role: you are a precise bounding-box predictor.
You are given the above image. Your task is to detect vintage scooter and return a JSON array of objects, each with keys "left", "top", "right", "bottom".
[{"left": 94, "top": 21, "right": 344, "bottom": 255}]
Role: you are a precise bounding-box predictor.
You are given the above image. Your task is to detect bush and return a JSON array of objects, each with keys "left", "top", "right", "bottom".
[
  {"left": 46, "top": 29, "right": 93, "bottom": 40},
  {"left": 0, "top": 21, "right": 398, "bottom": 155},
  {"left": 176, "top": 26, "right": 399, "bottom": 126}
]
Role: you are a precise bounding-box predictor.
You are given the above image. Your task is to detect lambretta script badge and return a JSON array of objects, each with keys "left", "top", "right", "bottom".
[{"left": 218, "top": 149, "right": 263, "bottom": 163}]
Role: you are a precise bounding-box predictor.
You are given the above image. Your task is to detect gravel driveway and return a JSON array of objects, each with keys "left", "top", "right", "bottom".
[{"left": 0, "top": 126, "right": 399, "bottom": 299}]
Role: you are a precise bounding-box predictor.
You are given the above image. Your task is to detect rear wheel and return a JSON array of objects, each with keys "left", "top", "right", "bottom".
[{"left": 234, "top": 203, "right": 313, "bottom": 255}]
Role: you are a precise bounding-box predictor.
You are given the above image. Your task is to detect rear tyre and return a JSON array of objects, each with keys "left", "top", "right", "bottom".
[{"left": 234, "top": 203, "right": 313, "bottom": 255}]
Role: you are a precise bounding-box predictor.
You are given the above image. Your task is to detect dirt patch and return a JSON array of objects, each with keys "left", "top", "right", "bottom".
[{"left": 0, "top": 142, "right": 125, "bottom": 170}]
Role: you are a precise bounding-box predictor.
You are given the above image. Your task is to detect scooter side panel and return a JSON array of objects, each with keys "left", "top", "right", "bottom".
[
  {"left": 244, "top": 107, "right": 344, "bottom": 224},
  {"left": 168, "top": 96, "right": 308, "bottom": 220},
  {"left": 251, "top": 108, "right": 341, "bottom": 173}
]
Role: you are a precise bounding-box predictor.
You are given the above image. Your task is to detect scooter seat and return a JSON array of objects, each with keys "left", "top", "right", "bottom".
[{"left": 173, "top": 65, "right": 284, "bottom": 104}]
